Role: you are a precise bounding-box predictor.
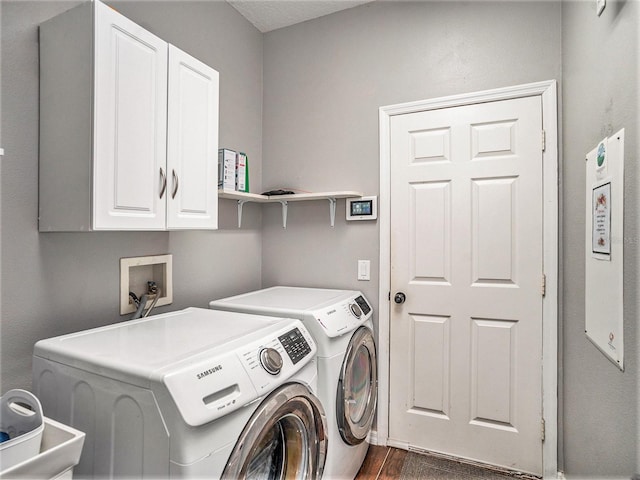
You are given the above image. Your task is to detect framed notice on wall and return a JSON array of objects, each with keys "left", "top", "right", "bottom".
[{"left": 585, "top": 130, "right": 624, "bottom": 370}]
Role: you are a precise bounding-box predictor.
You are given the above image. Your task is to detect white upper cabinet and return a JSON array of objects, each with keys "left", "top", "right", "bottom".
[
  {"left": 93, "top": 2, "right": 168, "bottom": 230},
  {"left": 39, "top": 1, "right": 219, "bottom": 231},
  {"left": 166, "top": 46, "right": 219, "bottom": 229}
]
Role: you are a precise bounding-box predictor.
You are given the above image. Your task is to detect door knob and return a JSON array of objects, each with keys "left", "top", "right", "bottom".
[{"left": 394, "top": 292, "right": 406, "bottom": 304}]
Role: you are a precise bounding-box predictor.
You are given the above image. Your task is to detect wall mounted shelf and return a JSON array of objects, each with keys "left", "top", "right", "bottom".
[{"left": 219, "top": 190, "right": 363, "bottom": 228}]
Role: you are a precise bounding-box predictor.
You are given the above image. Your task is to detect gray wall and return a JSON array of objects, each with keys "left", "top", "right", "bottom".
[
  {"left": 0, "top": 0, "right": 3, "bottom": 376},
  {"left": 0, "top": 0, "right": 264, "bottom": 392},
  {"left": 261, "top": 1, "right": 638, "bottom": 476},
  {"left": 3, "top": 0, "right": 640, "bottom": 477},
  {"left": 261, "top": 1, "right": 562, "bottom": 461},
  {"left": 561, "top": 1, "right": 638, "bottom": 477},
  {"left": 261, "top": 0, "right": 562, "bottom": 328}
]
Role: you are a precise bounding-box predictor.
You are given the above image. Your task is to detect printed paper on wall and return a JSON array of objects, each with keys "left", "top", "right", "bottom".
[{"left": 592, "top": 181, "right": 611, "bottom": 259}]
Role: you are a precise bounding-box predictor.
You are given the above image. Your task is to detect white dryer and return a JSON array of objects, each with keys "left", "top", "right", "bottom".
[
  {"left": 32, "top": 307, "right": 327, "bottom": 479},
  {"left": 209, "top": 287, "right": 377, "bottom": 480}
]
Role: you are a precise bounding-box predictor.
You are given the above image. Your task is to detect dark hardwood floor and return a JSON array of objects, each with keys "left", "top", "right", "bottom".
[
  {"left": 355, "top": 446, "right": 408, "bottom": 480},
  {"left": 354, "top": 445, "right": 540, "bottom": 480}
]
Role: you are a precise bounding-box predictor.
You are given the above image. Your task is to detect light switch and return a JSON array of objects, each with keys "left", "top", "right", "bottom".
[{"left": 358, "top": 260, "right": 370, "bottom": 281}]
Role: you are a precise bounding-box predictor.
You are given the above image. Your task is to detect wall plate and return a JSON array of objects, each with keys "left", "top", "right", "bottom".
[
  {"left": 346, "top": 196, "right": 378, "bottom": 221},
  {"left": 120, "top": 254, "right": 173, "bottom": 315}
]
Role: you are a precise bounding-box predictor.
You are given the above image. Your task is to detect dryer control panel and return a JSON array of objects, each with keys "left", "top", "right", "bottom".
[{"left": 312, "top": 293, "right": 372, "bottom": 338}]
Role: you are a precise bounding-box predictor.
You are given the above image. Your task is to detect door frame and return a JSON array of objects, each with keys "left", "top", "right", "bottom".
[{"left": 377, "top": 81, "right": 559, "bottom": 478}]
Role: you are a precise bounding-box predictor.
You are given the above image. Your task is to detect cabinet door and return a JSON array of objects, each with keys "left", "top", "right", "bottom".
[
  {"left": 166, "top": 45, "right": 219, "bottom": 230},
  {"left": 93, "top": 2, "right": 168, "bottom": 230}
]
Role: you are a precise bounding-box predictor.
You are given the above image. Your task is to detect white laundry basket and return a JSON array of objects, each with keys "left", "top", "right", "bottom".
[
  {"left": 0, "top": 415, "right": 85, "bottom": 480},
  {"left": 0, "top": 389, "right": 44, "bottom": 472}
]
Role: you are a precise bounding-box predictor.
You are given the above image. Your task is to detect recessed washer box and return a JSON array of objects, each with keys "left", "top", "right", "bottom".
[{"left": 120, "top": 254, "right": 173, "bottom": 315}]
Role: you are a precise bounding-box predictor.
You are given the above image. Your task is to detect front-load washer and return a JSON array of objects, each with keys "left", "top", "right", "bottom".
[
  {"left": 32, "top": 307, "right": 327, "bottom": 479},
  {"left": 209, "top": 287, "right": 377, "bottom": 480}
]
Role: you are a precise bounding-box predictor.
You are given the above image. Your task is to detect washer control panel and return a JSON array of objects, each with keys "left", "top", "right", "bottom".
[
  {"left": 162, "top": 320, "right": 316, "bottom": 427},
  {"left": 279, "top": 328, "right": 312, "bottom": 364}
]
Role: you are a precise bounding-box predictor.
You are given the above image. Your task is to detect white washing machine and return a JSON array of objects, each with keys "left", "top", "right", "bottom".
[
  {"left": 209, "top": 287, "right": 377, "bottom": 480},
  {"left": 32, "top": 307, "right": 327, "bottom": 479}
]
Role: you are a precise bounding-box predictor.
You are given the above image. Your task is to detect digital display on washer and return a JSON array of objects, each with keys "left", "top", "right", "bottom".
[
  {"left": 350, "top": 200, "right": 373, "bottom": 216},
  {"left": 278, "top": 328, "right": 311, "bottom": 364}
]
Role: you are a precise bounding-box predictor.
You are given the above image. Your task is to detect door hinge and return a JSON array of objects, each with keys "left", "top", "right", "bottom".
[
  {"left": 388, "top": 291, "right": 391, "bottom": 301},
  {"left": 541, "top": 418, "right": 546, "bottom": 442},
  {"left": 541, "top": 130, "right": 546, "bottom": 152},
  {"left": 541, "top": 273, "right": 546, "bottom": 297}
]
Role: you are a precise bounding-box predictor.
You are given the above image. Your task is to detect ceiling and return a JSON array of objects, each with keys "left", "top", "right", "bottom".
[{"left": 227, "top": 0, "right": 376, "bottom": 33}]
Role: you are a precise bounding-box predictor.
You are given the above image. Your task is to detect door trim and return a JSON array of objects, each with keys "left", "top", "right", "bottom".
[{"left": 377, "top": 81, "right": 559, "bottom": 478}]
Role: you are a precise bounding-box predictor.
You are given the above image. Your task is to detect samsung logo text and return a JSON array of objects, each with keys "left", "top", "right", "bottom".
[{"left": 197, "top": 365, "right": 223, "bottom": 380}]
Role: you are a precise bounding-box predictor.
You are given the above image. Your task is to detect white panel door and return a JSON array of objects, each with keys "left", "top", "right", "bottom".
[
  {"left": 389, "top": 96, "right": 543, "bottom": 475},
  {"left": 93, "top": 1, "right": 168, "bottom": 230},
  {"left": 166, "top": 45, "right": 219, "bottom": 230}
]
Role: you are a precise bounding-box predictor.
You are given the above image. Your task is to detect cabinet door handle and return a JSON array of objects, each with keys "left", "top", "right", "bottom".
[
  {"left": 171, "top": 169, "right": 179, "bottom": 199},
  {"left": 159, "top": 168, "right": 167, "bottom": 199}
]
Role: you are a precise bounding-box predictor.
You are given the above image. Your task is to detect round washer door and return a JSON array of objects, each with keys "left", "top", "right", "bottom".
[
  {"left": 222, "top": 383, "right": 327, "bottom": 480},
  {"left": 336, "top": 326, "right": 378, "bottom": 445}
]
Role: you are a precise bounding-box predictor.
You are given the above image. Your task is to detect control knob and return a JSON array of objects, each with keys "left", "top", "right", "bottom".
[
  {"left": 260, "top": 348, "right": 283, "bottom": 376},
  {"left": 349, "top": 303, "right": 362, "bottom": 319}
]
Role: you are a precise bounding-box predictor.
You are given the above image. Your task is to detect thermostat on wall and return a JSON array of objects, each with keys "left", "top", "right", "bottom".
[{"left": 346, "top": 196, "right": 377, "bottom": 221}]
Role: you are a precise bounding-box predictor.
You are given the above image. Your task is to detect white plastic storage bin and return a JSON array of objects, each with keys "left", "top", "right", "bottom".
[
  {"left": 0, "top": 390, "right": 44, "bottom": 471},
  {"left": 0, "top": 416, "right": 85, "bottom": 479}
]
